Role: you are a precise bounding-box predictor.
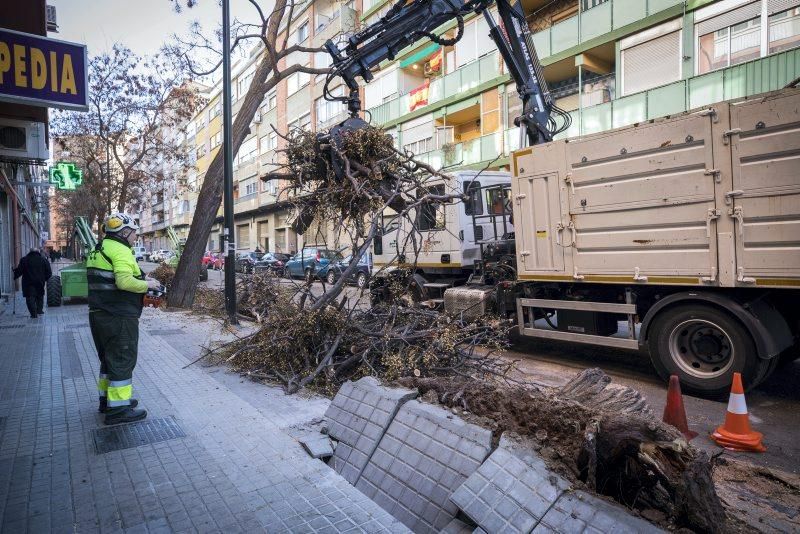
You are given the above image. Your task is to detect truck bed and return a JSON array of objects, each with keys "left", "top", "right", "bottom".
[{"left": 510, "top": 88, "right": 800, "bottom": 290}]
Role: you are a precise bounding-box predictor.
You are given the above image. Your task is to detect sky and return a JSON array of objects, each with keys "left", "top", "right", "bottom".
[{"left": 50, "top": 0, "right": 260, "bottom": 59}]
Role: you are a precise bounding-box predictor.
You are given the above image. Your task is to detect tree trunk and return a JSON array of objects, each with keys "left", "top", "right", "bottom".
[{"left": 168, "top": 57, "right": 274, "bottom": 308}]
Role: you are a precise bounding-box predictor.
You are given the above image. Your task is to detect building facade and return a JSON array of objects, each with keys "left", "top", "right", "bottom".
[
  {"left": 140, "top": 0, "right": 799, "bottom": 260},
  {"left": 0, "top": 1, "right": 62, "bottom": 299},
  {"left": 364, "top": 0, "right": 800, "bottom": 171}
]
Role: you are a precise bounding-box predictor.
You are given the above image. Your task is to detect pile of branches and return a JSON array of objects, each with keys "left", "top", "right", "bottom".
[
  {"left": 150, "top": 263, "right": 176, "bottom": 288},
  {"left": 205, "top": 270, "right": 513, "bottom": 394},
  {"left": 196, "top": 123, "right": 512, "bottom": 391}
]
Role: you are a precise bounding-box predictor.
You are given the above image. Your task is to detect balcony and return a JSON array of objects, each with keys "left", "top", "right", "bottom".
[
  {"left": 531, "top": 0, "right": 684, "bottom": 58},
  {"left": 412, "top": 129, "right": 511, "bottom": 169},
  {"left": 564, "top": 47, "right": 800, "bottom": 138},
  {"left": 369, "top": 52, "right": 504, "bottom": 125}
]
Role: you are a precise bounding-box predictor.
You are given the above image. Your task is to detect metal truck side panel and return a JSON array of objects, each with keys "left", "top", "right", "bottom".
[
  {"left": 728, "top": 90, "right": 800, "bottom": 286},
  {"left": 511, "top": 88, "right": 800, "bottom": 289}
]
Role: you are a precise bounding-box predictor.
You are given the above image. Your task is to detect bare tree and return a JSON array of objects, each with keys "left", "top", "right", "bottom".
[
  {"left": 165, "top": 0, "right": 333, "bottom": 308},
  {"left": 52, "top": 45, "right": 201, "bottom": 223}
]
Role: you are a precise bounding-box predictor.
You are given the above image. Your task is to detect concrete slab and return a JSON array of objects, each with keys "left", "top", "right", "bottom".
[
  {"left": 299, "top": 435, "right": 334, "bottom": 459},
  {"left": 356, "top": 400, "right": 493, "bottom": 534},
  {"left": 533, "top": 490, "right": 664, "bottom": 533},
  {"left": 325, "top": 377, "right": 417, "bottom": 485},
  {"left": 450, "top": 434, "right": 570, "bottom": 534}
]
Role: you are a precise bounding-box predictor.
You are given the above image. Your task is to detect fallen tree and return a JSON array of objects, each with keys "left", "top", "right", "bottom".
[{"left": 401, "top": 370, "right": 728, "bottom": 533}]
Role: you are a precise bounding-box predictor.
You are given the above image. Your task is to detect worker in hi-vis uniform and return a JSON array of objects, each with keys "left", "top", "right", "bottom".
[{"left": 86, "top": 212, "right": 160, "bottom": 425}]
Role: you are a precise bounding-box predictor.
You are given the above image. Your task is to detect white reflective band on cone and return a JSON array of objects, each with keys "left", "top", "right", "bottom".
[{"left": 727, "top": 392, "right": 748, "bottom": 415}]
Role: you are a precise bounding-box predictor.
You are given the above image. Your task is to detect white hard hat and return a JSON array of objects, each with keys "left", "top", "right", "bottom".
[{"left": 103, "top": 212, "right": 139, "bottom": 234}]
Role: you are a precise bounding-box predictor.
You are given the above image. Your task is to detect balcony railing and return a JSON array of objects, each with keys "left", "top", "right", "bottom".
[
  {"left": 564, "top": 47, "right": 800, "bottom": 138},
  {"left": 531, "top": 0, "right": 684, "bottom": 58},
  {"left": 369, "top": 52, "right": 503, "bottom": 125}
]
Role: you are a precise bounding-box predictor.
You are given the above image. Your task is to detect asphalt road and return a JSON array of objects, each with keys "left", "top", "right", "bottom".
[{"left": 143, "top": 261, "right": 800, "bottom": 474}]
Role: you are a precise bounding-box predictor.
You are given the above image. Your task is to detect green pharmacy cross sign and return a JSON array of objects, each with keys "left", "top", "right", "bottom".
[{"left": 49, "top": 162, "right": 83, "bottom": 190}]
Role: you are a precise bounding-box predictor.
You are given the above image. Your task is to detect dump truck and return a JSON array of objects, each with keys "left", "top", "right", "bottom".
[{"left": 442, "top": 88, "right": 799, "bottom": 397}]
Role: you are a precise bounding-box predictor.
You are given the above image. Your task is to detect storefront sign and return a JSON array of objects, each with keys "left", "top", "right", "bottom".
[
  {"left": 0, "top": 28, "right": 88, "bottom": 111},
  {"left": 49, "top": 162, "right": 83, "bottom": 190}
]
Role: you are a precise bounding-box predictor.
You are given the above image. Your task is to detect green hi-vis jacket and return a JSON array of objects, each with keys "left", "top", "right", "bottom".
[{"left": 86, "top": 237, "right": 148, "bottom": 317}]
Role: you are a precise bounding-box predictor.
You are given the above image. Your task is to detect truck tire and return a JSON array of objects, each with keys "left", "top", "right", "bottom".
[
  {"left": 326, "top": 270, "right": 336, "bottom": 285},
  {"left": 647, "top": 304, "right": 766, "bottom": 399},
  {"left": 199, "top": 265, "right": 209, "bottom": 282},
  {"left": 46, "top": 276, "right": 62, "bottom": 307}
]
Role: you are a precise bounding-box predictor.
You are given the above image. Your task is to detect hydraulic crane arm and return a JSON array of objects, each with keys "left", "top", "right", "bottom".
[{"left": 322, "top": 0, "right": 571, "bottom": 147}]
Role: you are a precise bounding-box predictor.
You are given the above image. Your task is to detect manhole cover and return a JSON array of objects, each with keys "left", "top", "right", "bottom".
[{"left": 93, "top": 416, "right": 186, "bottom": 454}]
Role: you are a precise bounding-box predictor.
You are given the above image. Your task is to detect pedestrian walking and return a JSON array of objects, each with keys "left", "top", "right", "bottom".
[
  {"left": 12, "top": 247, "right": 52, "bottom": 318},
  {"left": 87, "top": 212, "right": 160, "bottom": 425}
]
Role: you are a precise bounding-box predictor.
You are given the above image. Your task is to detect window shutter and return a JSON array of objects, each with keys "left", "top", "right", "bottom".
[
  {"left": 768, "top": 0, "right": 799, "bottom": 14},
  {"left": 622, "top": 30, "right": 681, "bottom": 95},
  {"left": 696, "top": 1, "right": 762, "bottom": 34}
]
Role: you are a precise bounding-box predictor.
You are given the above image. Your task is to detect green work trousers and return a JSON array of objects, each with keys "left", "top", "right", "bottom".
[{"left": 89, "top": 310, "right": 139, "bottom": 411}]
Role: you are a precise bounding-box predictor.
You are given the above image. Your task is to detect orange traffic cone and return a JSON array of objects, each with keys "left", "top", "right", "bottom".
[
  {"left": 662, "top": 375, "right": 697, "bottom": 441},
  {"left": 711, "top": 372, "right": 766, "bottom": 452}
]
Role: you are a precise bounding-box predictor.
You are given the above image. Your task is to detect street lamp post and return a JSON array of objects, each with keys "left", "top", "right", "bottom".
[{"left": 221, "top": 0, "right": 238, "bottom": 324}]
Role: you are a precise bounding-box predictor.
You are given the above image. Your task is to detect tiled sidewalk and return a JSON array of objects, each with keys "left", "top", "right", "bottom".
[{"left": 0, "top": 297, "right": 409, "bottom": 533}]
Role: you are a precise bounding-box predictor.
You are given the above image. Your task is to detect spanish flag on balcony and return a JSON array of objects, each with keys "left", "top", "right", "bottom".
[
  {"left": 409, "top": 79, "right": 430, "bottom": 112},
  {"left": 427, "top": 48, "right": 443, "bottom": 74}
]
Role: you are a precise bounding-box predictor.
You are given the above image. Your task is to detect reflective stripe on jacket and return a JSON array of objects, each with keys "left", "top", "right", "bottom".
[{"left": 86, "top": 237, "right": 147, "bottom": 317}]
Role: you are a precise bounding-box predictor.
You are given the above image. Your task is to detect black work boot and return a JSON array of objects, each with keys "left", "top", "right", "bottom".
[
  {"left": 104, "top": 406, "right": 147, "bottom": 425},
  {"left": 99, "top": 398, "right": 138, "bottom": 413}
]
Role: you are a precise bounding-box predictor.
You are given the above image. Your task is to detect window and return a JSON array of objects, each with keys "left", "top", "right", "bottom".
[
  {"left": 364, "top": 67, "right": 398, "bottom": 108},
  {"left": 621, "top": 21, "right": 681, "bottom": 95},
  {"left": 287, "top": 70, "right": 311, "bottom": 95},
  {"left": 417, "top": 184, "right": 446, "bottom": 231},
  {"left": 240, "top": 179, "right": 258, "bottom": 196},
  {"left": 237, "top": 224, "right": 250, "bottom": 248},
  {"left": 695, "top": 1, "right": 776, "bottom": 75},
  {"left": 402, "top": 137, "right": 433, "bottom": 154},
  {"left": 296, "top": 21, "right": 309, "bottom": 43},
  {"left": 315, "top": 87, "right": 346, "bottom": 126},
  {"left": 209, "top": 100, "right": 221, "bottom": 121},
  {"left": 455, "top": 14, "right": 494, "bottom": 68},
  {"left": 263, "top": 90, "right": 277, "bottom": 111},
  {"left": 463, "top": 181, "right": 483, "bottom": 216},
  {"left": 237, "top": 70, "right": 255, "bottom": 100},
  {"left": 769, "top": 7, "right": 800, "bottom": 54},
  {"left": 314, "top": 51, "right": 332, "bottom": 82},
  {"left": 260, "top": 132, "right": 277, "bottom": 153},
  {"left": 186, "top": 121, "right": 196, "bottom": 138},
  {"left": 288, "top": 112, "right": 311, "bottom": 131},
  {"left": 196, "top": 144, "right": 206, "bottom": 160},
  {"left": 210, "top": 131, "right": 222, "bottom": 149},
  {"left": 238, "top": 136, "right": 258, "bottom": 164}
]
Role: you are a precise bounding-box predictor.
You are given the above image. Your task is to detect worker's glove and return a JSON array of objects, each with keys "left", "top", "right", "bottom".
[{"left": 146, "top": 278, "right": 161, "bottom": 291}]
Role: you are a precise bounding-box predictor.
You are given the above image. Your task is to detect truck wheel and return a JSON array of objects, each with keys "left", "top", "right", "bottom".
[
  {"left": 647, "top": 304, "right": 764, "bottom": 399},
  {"left": 199, "top": 265, "right": 209, "bottom": 282},
  {"left": 326, "top": 270, "right": 336, "bottom": 285},
  {"left": 46, "top": 276, "right": 62, "bottom": 307}
]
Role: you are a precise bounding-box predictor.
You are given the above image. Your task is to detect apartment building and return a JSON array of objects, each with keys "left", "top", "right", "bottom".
[
  {"left": 138, "top": 0, "right": 362, "bottom": 257},
  {"left": 142, "top": 0, "right": 799, "bottom": 259},
  {"left": 364, "top": 0, "right": 800, "bottom": 171}
]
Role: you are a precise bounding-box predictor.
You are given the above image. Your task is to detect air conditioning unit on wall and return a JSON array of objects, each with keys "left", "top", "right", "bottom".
[{"left": 0, "top": 119, "right": 49, "bottom": 162}]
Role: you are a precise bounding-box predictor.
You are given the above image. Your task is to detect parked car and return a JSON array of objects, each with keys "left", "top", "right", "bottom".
[
  {"left": 132, "top": 245, "right": 148, "bottom": 262},
  {"left": 253, "top": 252, "right": 290, "bottom": 275},
  {"left": 319, "top": 253, "right": 372, "bottom": 288},
  {"left": 235, "top": 251, "right": 263, "bottom": 273},
  {"left": 202, "top": 251, "right": 224, "bottom": 270},
  {"left": 150, "top": 249, "right": 172, "bottom": 263},
  {"left": 284, "top": 248, "right": 344, "bottom": 281}
]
